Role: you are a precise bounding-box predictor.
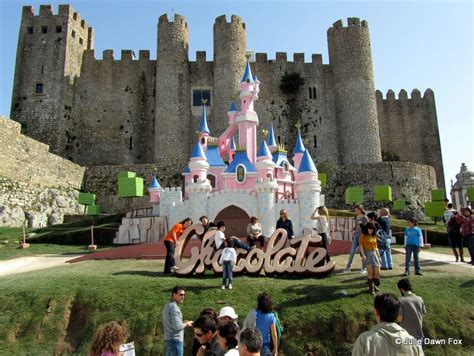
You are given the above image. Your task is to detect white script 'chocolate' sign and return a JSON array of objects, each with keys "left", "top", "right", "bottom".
[{"left": 173, "top": 224, "right": 335, "bottom": 276}]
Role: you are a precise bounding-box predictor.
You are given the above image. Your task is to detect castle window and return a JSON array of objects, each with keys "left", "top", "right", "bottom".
[
  {"left": 193, "top": 90, "right": 211, "bottom": 106},
  {"left": 79, "top": 37, "right": 83, "bottom": 45},
  {"left": 283, "top": 162, "right": 289, "bottom": 172},
  {"left": 313, "top": 87, "right": 317, "bottom": 99},
  {"left": 27, "top": 26, "right": 33, "bottom": 34},
  {"left": 73, "top": 12, "right": 78, "bottom": 20},
  {"left": 129, "top": 137, "right": 133, "bottom": 150},
  {"left": 308, "top": 87, "right": 312, "bottom": 99},
  {"left": 207, "top": 174, "right": 216, "bottom": 188},
  {"left": 236, "top": 165, "right": 246, "bottom": 184},
  {"left": 35, "top": 83, "right": 44, "bottom": 94},
  {"left": 193, "top": 175, "right": 199, "bottom": 183},
  {"left": 277, "top": 135, "right": 281, "bottom": 144},
  {"left": 56, "top": 26, "right": 62, "bottom": 33},
  {"left": 42, "top": 26, "right": 48, "bottom": 34},
  {"left": 313, "top": 135, "right": 318, "bottom": 148},
  {"left": 71, "top": 30, "right": 76, "bottom": 38}
]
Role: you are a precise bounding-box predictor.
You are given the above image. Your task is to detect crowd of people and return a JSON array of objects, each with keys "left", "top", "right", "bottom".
[{"left": 89, "top": 278, "right": 428, "bottom": 355}]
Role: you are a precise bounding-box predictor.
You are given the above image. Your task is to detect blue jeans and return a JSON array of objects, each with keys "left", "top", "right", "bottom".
[
  {"left": 380, "top": 238, "right": 392, "bottom": 268},
  {"left": 222, "top": 260, "right": 233, "bottom": 285},
  {"left": 346, "top": 235, "right": 360, "bottom": 269},
  {"left": 234, "top": 238, "right": 251, "bottom": 251},
  {"left": 164, "top": 240, "right": 175, "bottom": 274},
  {"left": 261, "top": 342, "right": 273, "bottom": 356},
  {"left": 164, "top": 339, "right": 183, "bottom": 356},
  {"left": 405, "top": 244, "right": 421, "bottom": 273}
]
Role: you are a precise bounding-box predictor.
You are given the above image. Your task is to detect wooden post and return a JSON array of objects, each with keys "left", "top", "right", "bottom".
[
  {"left": 19, "top": 221, "right": 30, "bottom": 249},
  {"left": 88, "top": 225, "right": 97, "bottom": 250},
  {"left": 423, "top": 228, "right": 431, "bottom": 249}
]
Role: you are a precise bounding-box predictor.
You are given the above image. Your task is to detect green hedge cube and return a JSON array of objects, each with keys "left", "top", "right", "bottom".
[
  {"left": 393, "top": 199, "right": 406, "bottom": 211},
  {"left": 431, "top": 189, "right": 445, "bottom": 202},
  {"left": 87, "top": 204, "right": 101, "bottom": 216},
  {"left": 424, "top": 201, "right": 445, "bottom": 218},
  {"left": 319, "top": 173, "right": 327, "bottom": 189},
  {"left": 345, "top": 187, "right": 364, "bottom": 204},
  {"left": 467, "top": 188, "right": 474, "bottom": 202},
  {"left": 118, "top": 177, "right": 144, "bottom": 197},
  {"left": 374, "top": 185, "right": 392, "bottom": 202},
  {"left": 118, "top": 171, "right": 136, "bottom": 179},
  {"left": 78, "top": 192, "right": 95, "bottom": 205}
]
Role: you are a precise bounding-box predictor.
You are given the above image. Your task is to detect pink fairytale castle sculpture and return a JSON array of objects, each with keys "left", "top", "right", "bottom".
[{"left": 152, "top": 62, "right": 322, "bottom": 237}]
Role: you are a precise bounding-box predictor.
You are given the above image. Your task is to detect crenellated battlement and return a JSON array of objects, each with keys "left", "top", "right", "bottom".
[
  {"left": 214, "top": 14, "right": 245, "bottom": 28},
  {"left": 328, "top": 17, "right": 369, "bottom": 32},
  {"left": 253, "top": 52, "right": 324, "bottom": 64},
  {"left": 158, "top": 13, "right": 188, "bottom": 27},
  {"left": 376, "top": 88, "right": 435, "bottom": 102},
  {"left": 21, "top": 4, "right": 91, "bottom": 31},
  {"left": 196, "top": 51, "right": 207, "bottom": 62},
  {"left": 82, "top": 49, "right": 154, "bottom": 62}
]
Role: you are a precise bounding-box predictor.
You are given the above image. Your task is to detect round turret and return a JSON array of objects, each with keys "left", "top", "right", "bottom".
[
  {"left": 213, "top": 15, "right": 247, "bottom": 135},
  {"left": 327, "top": 18, "right": 382, "bottom": 164},
  {"left": 155, "top": 14, "right": 191, "bottom": 170}
]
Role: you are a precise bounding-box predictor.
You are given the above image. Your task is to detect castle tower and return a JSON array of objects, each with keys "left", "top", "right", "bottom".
[
  {"left": 267, "top": 122, "right": 278, "bottom": 152},
  {"left": 256, "top": 140, "right": 276, "bottom": 180},
  {"left": 148, "top": 176, "right": 161, "bottom": 205},
  {"left": 198, "top": 104, "right": 210, "bottom": 149},
  {"left": 155, "top": 14, "right": 191, "bottom": 171},
  {"left": 213, "top": 15, "right": 247, "bottom": 135},
  {"left": 10, "top": 5, "right": 93, "bottom": 156},
  {"left": 296, "top": 150, "right": 321, "bottom": 231},
  {"left": 187, "top": 142, "right": 212, "bottom": 223},
  {"left": 327, "top": 18, "right": 382, "bottom": 165},
  {"left": 229, "top": 136, "right": 236, "bottom": 162},
  {"left": 236, "top": 61, "right": 260, "bottom": 164},
  {"left": 293, "top": 129, "right": 306, "bottom": 171},
  {"left": 254, "top": 171, "right": 278, "bottom": 237}
]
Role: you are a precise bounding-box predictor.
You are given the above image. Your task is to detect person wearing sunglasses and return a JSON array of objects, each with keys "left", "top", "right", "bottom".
[
  {"left": 162, "top": 286, "right": 193, "bottom": 356},
  {"left": 194, "top": 315, "right": 225, "bottom": 356}
]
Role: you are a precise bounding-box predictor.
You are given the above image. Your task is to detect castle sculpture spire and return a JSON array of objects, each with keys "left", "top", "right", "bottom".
[
  {"left": 293, "top": 129, "right": 306, "bottom": 171},
  {"left": 267, "top": 122, "right": 277, "bottom": 152}
]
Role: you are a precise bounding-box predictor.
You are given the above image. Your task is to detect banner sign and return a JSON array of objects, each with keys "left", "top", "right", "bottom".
[{"left": 173, "top": 224, "right": 335, "bottom": 276}]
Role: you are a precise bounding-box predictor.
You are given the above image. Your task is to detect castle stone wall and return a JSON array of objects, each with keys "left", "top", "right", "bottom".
[
  {"left": 323, "top": 162, "right": 437, "bottom": 210},
  {"left": 376, "top": 89, "right": 444, "bottom": 187},
  {"left": 73, "top": 50, "right": 156, "bottom": 166},
  {"left": 0, "top": 116, "right": 85, "bottom": 227}
]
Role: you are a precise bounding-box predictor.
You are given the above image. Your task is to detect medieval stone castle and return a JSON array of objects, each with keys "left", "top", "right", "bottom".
[{"left": 10, "top": 4, "right": 444, "bottom": 187}]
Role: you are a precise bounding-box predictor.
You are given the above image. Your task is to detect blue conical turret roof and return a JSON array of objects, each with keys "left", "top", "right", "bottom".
[
  {"left": 294, "top": 129, "right": 305, "bottom": 154},
  {"left": 230, "top": 136, "right": 236, "bottom": 151},
  {"left": 258, "top": 140, "right": 272, "bottom": 158},
  {"left": 228, "top": 101, "right": 238, "bottom": 112},
  {"left": 253, "top": 74, "right": 259, "bottom": 82},
  {"left": 240, "top": 61, "right": 254, "bottom": 83},
  {"left": 198, "top": 105, "right": 210, "bottom": 134},
  {"left": 298, "top": 149, "right": 317, "bottom": 173},
  {"left": 191, "top": 141, "right": 207, "bottom": 159},
  {"left": 149, "top": 176, "right": 161, "bottom": 189},
  {"left": 267, "top": 122, "right": 277, "bottom": 148}
]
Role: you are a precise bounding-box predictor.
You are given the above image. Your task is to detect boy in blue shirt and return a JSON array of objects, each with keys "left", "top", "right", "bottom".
[{"left": 404, "top": 218, "right": 424, "bottom": 276}]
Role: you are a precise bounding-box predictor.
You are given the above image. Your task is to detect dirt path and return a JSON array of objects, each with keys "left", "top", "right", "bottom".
[{"left": 0, "top": 254, "right": 84, "bottom": 277}]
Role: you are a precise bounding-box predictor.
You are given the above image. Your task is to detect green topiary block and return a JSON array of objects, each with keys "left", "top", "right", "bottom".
[
  {"left": 431, "top": 189, "right": 445, "bottom": 202},
  {"left": 87, "top": 204, "right": 101, "bottom": 216},
  {"left": 319, "top": 173, "right": 327, "bottom": 189},
  {"left": 78, "top": 192, "right": 95, "bottom": 205},
  {"left": 118, "top": 171, "right": 136, "bottom": 179},
  {"left": 393, "top": 199, "right": 406, "bottom": 211},
  {"left": 345, "top": 187, "right": 364, "bottom": 204},
  {"left": 118, "top": 177, "right": 144, "bottom": 197},
  {"left": 424, "top": 201, "right": 445, "bottom": 218},
  {"left": 374, "top": 185, "right": 392, "bottom": 202},
  {"left": 467, "top": 188, "right": 474, "bottom": 202}
]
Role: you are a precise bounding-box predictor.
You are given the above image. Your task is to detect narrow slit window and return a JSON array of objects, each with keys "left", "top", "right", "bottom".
[
  {"left": 192, "top": 89, "right": 211, "bottom": 106},
  {"left": 71, "top": 30, "right": 76, "bottom": 38},
  {"left": 129, "top": 137, "right": 133, "bottom": 150},
  {"left": 313, "top": 87, "right": 317, "bottom": 99},
  {"left": 313, "top": 135, "right": 318, "bottom": 148},
  {"left": 308, "top": 87, "right": 312, "bottom": 99},
  {"left": 41, "top": 26, "right": 48, "bottom": 34}
]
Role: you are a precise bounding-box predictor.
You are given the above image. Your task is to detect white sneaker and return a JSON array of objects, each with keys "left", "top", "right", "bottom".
[
  {"left": 228, "top": 284, "right": 233, "bottom": 290},
  {"left": 221, "top": 285, "right": 225, "bottom": 290},
  {"left": 343, "top": 268, "right": 350, "bottom": 273},
  {"left": 173, "top": 265, "right": 179, "bottom": 270},
  {"left": 360, "top": 268, "right": 367, "bottom": 273}
]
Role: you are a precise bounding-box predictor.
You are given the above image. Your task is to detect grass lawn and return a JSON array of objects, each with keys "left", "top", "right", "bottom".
[{"left": 0, "top": 253, "right": 473, "bottom": 355}]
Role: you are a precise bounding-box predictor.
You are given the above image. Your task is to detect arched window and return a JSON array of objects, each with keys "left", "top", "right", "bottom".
[
  {"left": 193, "top": 175, "right": 199, "bottom": 183},
  {"left": 207, "top": 174, "right": 216, "bottom": 188},
  {"left": 236, "top": 165, "right": 246, "bottom": 183},
  {"left": 283, "top": 162, "right": 289, "bottom": 172},
  {"left": 266, "top": 173, "right": 272, "bottom": 179},
  {"left": 201, "top": 137, "right": 206, "bottom": 144}
]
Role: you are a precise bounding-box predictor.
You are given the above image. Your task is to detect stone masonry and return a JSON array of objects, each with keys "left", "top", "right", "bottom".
[{"left": 9, "top": 5, "right": 445, "bottom": 190}]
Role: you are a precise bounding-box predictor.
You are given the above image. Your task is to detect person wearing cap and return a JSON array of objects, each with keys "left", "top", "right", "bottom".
[{"left": 218, "top": 306, "right": 238, "bottom": 326}]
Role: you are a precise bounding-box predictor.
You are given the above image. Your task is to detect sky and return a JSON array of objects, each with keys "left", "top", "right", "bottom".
[{"left": 0, "top": 0, "right": 472, "bottom": 196}]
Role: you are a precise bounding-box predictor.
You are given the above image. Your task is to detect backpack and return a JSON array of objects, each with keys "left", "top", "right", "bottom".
[
  {"left": 274, "top": 312, "right": 284, "bottom": 348},
  {"left": 376, "top": 228, "right": 388, "bottom": 250}
]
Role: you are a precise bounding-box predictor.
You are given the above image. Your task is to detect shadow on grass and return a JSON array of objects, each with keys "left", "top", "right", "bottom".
[
  {"left": 460, "top": 279, "right": 474, "bottom": 288},
  {"left": 113, "top": 270, "right": 162, "bottom": 278}
]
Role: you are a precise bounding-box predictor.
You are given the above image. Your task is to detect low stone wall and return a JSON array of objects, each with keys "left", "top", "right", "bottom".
[
  {"left": 323, "top": 161, "right": 437, "bottom": 210},
  {"left": 0, "top": 117, "right": 85, "bottom": 227}
]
